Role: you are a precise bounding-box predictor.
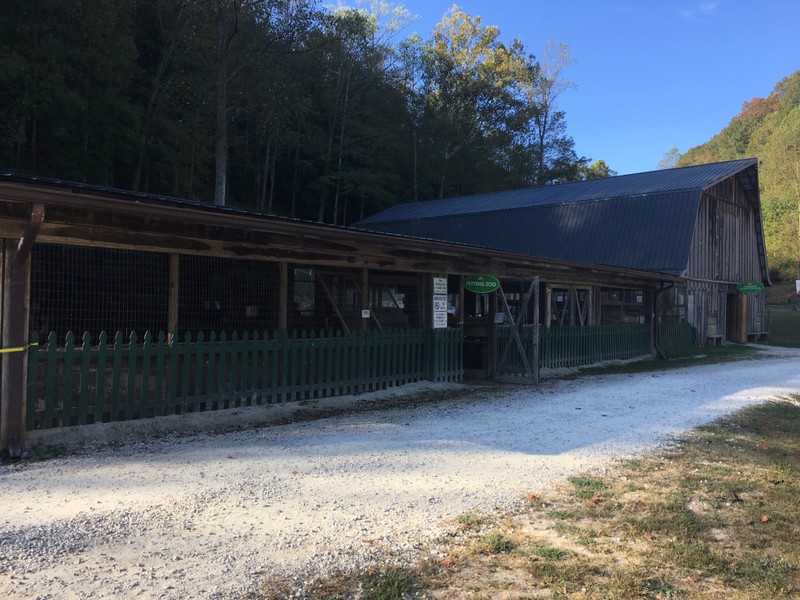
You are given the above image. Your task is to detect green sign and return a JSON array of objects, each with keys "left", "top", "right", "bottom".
[
  {"left": 737, "top": 280, "right": 764, "bottom": 294},
  {"left": 464, "top": 274, "right": 500, "bottom": 294}
]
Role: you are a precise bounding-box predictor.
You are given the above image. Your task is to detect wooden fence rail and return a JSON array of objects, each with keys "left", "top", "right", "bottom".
[{"left": 26, "top": 328, "right": 463, "bottom": 431}]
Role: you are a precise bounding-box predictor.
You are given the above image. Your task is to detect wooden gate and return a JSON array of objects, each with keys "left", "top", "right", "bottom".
[{"left": 493, "top": 277, "right": 540, "bottom": 384}]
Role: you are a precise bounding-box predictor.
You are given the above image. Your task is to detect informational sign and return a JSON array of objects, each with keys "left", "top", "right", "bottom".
[
  {"left": 463, "top": 274, "right": 500, "bottom": 294},
  {"left": 433, "top": 277, "right": 448, "bottom": 328},
  {"left": 736, "top": 280, "right": 765, "bottom": 294},
  {"left": 433, "top": 277, "right": 448, "bottom": 295}
]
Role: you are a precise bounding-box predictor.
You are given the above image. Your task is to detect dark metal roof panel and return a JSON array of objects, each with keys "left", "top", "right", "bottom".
[
  {"left": 357, "top": 190, "right": 702, "bottom": 275},
  {"left": 357, "top": 158, "right": 757, "bottom": 225}
]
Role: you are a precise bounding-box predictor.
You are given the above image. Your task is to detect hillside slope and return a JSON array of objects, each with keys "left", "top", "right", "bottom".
[{"left": 679, "top": 72, "right": 800, "bottom": 280}]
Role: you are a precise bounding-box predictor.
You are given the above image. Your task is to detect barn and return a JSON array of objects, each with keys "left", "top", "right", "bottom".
[
  {"left": 355, "top": 158, "right": 770, "bottom": 347},
  {"left": 1, "top": 173, "right": 677, "bottom": 455},
  {"left": 0, "top": 159, "right": 769, "bottom": 455}
]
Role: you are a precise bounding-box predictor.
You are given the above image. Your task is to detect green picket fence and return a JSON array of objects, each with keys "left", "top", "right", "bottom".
[
  {"left": 26, "top": 328, "right": 463, "bottom": 431},
  {"left": 657, "top": 322, "right": 695, "bottom": 355},
  {"left": 538, "top": 324, "right": 652, "bottom": 369}
]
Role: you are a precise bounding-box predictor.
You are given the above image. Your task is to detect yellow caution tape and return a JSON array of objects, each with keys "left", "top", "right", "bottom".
[{"left": 0, "top": 342, "right": 39, "bottom": 354}]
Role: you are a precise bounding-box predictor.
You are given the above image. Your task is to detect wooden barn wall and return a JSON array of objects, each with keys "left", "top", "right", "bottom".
[{"left": 684, "top": 176, "right": 765, "bottom": 344}]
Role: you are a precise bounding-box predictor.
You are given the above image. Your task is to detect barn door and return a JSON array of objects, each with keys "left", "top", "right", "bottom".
[
  {"left": 726, "top": 293, "right": 747, "bottom": 343},
  {"left": 493, "top": 277, "right": 539, "bottom": 384}
]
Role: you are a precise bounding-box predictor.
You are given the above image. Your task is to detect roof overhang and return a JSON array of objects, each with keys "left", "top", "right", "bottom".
[{"left": 0, "top": 175, "right": 679, "bottom": 287}]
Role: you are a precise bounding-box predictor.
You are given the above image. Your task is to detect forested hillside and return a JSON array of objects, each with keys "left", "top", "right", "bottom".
[
  {"left": 679, "top": 72, "right": 800, "bottom": 281},
  {"left": 0, "top": 0, "right": 596, "bottom": 225}
]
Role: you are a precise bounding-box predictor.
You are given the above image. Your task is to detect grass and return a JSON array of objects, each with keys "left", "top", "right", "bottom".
[
  {"left": 576, "top": 344, "right": 759, "bottom": 376},
  {"left": 764, "top": 306, "right": 800, "bottom": 347},
  {"left": 259, "top": 397, "right": 800, "bottom": 599},
  {"left": 361, "top": 567, "right": 423, "bottom": 600},
  {"left": 26, "top": 444, "right": 65, "bottom": 461},
  {"left": 479, "top": 531, "right": 516, "bottom": 554}
]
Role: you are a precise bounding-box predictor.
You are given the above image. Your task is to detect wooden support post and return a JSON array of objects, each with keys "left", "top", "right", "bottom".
[
  {"left": 361, "top": 268, "right": 369, "bottom": 331},
  {"left": 279, "top": 262, "right": 288, "bottom": 333},
  {"left": 739, "top": 293, "right": 748, "bottom": 343},
  {"left": 1, "top": 203, "right": 44, "bottom": 457},
  {"left": 458, "top": 274, "right": 465, "bottom": 326},
  {"left": 168, "top": 254, "right": 179, "bottom": 345},
  {"left": 487, "top": 289, "right": 497, "bottom": 377},
  {"left": 532, "top": 276, "right": 540, "bottom": 385}
]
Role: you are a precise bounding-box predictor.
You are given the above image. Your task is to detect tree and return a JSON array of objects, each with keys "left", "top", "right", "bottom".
[
  {"left": 0, "top": 0, "right": 140, "bottom": 183},
  {"left": 580, "top": 159, "right": 616, "bottom": 180},
  {"left": 759, "top": 106, "right": 800, "bottom": 277},
  {"left": 523, "top": 38, "right": 583, "bottom": 184},
  {"left": 420, "top": 7, "right": 526, "bottom": 197},
  {"left": 657, "top": 147, "right": 680, "bottom": 170}
]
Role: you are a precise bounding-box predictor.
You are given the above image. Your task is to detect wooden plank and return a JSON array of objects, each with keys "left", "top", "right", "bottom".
[
  {"left": 168, "top": 254, "right": 179, "bottom": 345},
  {"left": 62, "top": 332, "right": 76, "bottom": 426},
  {"left": 125, "top": 332, "right": 139, "bottom": 420},
  {"left": 153, "top": 331, "right": 166, "bottom": 416},
  {"left": 361, "top": 268, "right": 369, "bottom": 332},
  {"left": 25, "top": 333, "right": 41, "bottom": 431},
  {"left": 166, "top": 331, "right": 180, "bottom": 414},
  {"left": 278, "top": 263, "right": 288, "bottom": 333},
  {"left": 43, "top": 332, "right": 59, "bottom": 427},
  {"left": 316, "top": 273, "right": 351, "bottom": 336},
  {"left": 78, "top": 332, "right": 92, "bottom": 424}
]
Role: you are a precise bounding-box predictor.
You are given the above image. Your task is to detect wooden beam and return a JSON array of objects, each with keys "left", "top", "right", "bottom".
[
  {"left": 316, "top": 273, "right": 350, "bottom": 336},
  {"left": 361, "top": 268, "right": 369, "bottom": 331},
  {"left": 168, "top": 254, "right": 179, "bottom": 345},
  {"left": 278, "top": 262, "right": 288, "bottom": 333}
]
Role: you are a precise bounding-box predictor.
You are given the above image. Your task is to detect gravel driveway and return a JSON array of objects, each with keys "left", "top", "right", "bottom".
[{"left": 2, "top": 346, "right": 799, "bottom": 599}]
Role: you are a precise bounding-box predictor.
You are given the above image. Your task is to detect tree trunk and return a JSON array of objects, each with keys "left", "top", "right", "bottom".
[
  {"left": 214, "top": 1, "right": 235, "bottom": 207},
  {"left": 214, "top": 55, "right": 228, "bottom": 206},
  {"left": 412, "top": 123, "right": 418, "bottom": 202},
  {"left": 267, "top": 139, "right": 278, "bottom": 214},
  {"left": 318, "top": 63, "right": 346, "bottom": 222},
  {"left": 258, "top": 138, "right": 272, "bottom": 212},
  {"left": 291, "top": 141, "right": 299, "bottom": 218},
  {"left": 332, "top": 68, "right": 351, "bottom": 226}
]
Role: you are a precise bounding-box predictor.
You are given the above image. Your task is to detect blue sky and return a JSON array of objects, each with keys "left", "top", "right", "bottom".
[{"left": 391, "top": 0, "right": 800, "bottom": 175}]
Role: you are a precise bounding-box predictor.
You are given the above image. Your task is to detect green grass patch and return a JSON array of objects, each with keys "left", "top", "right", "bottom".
[
  {"left": 547, "top": 509, "right": 576, "bottom": 520},
  {"left": 764, "top": 307, "right": 800, "bottom": 347},
  {"left": 27, "top": 444, "right": 65, "bottom": 461},
  {"left": 733, "top": 557, "right": 796, "bottom": 595},
  {"left": 360, "top": 567, "right": 422, "bottom": 600},
  {"left": 528, "top": 544, "right": 567, "bottom": 559},
  {"left": 456, "top": 512, "right": 484, "bottom": 529},
  {"left": 577, "top": 344, "right": 760, "bottom": 376},
  {"left": 567, "top": 475, "right": 607, "bottom": 500},
  {"left": 479, "top": 531, "right": 516, "bottom": 554}
]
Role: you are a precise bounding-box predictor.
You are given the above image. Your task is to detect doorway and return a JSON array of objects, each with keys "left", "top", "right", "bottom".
[{"left": 726, "top": 293, "right": 747, "bottom": 343}]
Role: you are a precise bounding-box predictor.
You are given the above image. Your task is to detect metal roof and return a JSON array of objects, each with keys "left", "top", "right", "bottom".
[
  {"left": 354, "top": 159, "right": 760, "bottom": 276},
  {"left": 0, "top": 171, "right": 677, "bottom": 284},
  {"left": 356, "top": 158, "right": 758, "bottom": 224}
]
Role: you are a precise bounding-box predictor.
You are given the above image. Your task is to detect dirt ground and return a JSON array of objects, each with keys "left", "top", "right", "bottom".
[{"left": 1, "top": 345, "right": 799, "bottom": 599}]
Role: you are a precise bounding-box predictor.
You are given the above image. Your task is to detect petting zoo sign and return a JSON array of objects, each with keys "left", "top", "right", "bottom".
[{"left": 736, "top": 280, "right": 764, "bottom": 294}]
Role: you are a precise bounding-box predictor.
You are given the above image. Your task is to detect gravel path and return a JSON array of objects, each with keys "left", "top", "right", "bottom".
[{"left": 2, "top": 346, "right": 799, "bottom": 599}]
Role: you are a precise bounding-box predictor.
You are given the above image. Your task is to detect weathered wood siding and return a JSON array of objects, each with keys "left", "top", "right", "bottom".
[{"left": 684, "top": 176, "right": 765, "bottom": 344}]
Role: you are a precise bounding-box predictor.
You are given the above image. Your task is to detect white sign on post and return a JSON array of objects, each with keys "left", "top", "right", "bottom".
[
  {"left": 433, "top": 277, "right": 448, "bottom": 328},
  {"left": 433, "top": 277, "right": 447, "bottom": 295}
]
